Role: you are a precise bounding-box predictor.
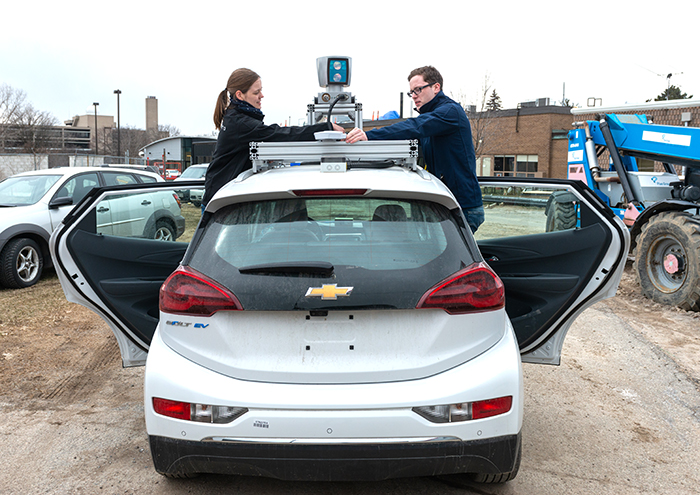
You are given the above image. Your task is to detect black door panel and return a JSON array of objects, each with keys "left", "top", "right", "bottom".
[
  {"left": 66, "top": 229, "right": 185, "bottom": 345},
  {"left": 479, "top": 223, "right": 610, "bottom": 348}
]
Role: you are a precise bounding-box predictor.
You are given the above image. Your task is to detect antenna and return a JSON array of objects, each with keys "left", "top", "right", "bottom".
[{"left": 636, "top": 64, "right": 683, "bottom": 100}]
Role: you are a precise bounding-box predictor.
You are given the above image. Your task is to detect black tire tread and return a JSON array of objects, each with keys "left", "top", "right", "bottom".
[{"left": 0, "top": 237, "right": 44, "bottom": 289}]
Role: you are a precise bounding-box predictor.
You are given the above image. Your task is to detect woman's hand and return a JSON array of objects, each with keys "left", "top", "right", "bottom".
[{"left": 345, "top": 128, "right": 368, "bottom": 144}]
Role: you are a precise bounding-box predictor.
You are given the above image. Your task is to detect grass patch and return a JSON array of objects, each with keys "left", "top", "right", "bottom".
[{"left": 179, "top": 202, "right": 202, "bottom": 244}]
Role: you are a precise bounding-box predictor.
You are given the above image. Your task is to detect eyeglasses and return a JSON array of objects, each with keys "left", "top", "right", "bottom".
[{"left": 407, "top": 83, "right": 433, "bottom": 97}]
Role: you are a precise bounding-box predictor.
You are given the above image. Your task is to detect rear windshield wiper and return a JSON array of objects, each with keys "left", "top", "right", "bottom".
[{"left": 238, "top": 261, "right": 334, "bottom": 277}]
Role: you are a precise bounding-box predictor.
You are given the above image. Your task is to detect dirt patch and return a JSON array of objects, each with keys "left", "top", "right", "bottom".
[
  {"left": 1, "top": 259, "right": 699, "bottom": 494},
  {"left": 600, "top": 260, "right": 700, "bottom": 380}
]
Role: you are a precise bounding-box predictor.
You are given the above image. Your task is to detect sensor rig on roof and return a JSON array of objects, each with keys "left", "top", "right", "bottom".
[
  {"left": 308, "top": 56, "right": 362, "bottom": 129},
  {"left": 248, "top": 56, "right": 419, "bottom": 175},
  {"left": 249, "top": 140, "right": 420, "bottom": 174}
]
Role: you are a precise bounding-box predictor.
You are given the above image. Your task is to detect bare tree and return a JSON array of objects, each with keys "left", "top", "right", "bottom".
[
  {"left": 159, "top": 124, "right": 181, "bottom": 137},
  {"left": 0, "top": 84, "right": 28, "bottom": 148},
  {"left": 452, "top": 75, "right": 501, "bottom": 159},
  {"left": 15, "top": 104, "right": 59, "bottom": 169}
]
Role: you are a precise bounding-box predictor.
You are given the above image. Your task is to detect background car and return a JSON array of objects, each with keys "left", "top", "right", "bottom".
[
  {"left": 0, "top": 166, "right": 183, "bottom": 289},
  {"left": 50, "top": 140, "right": 628, "bottom": 484},
  {"left": 174, "top": 163, "right": 208, "bottom": 206}
]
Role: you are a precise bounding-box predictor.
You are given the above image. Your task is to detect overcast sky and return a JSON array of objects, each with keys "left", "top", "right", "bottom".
[{"left": 2, "top": 0, "right": 698, "bottom": 137}]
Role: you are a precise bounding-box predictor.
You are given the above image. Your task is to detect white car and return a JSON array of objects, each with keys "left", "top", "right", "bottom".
[
  {"left": 174, "top": 163, "right": 208, "bottom": 206},
  {"left": 50, "top": 139, "right": 628, "bottom": 484},
  {"left": 0, "top": 166, "right": 184, "bottom": 288}
]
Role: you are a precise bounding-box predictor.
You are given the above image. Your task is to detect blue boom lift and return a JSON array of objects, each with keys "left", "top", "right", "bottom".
[{"left": 564, "top": 113, "right": 700, "bottom": 311}]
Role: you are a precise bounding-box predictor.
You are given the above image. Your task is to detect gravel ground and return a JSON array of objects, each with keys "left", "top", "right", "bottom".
[{"left": 1, "top": 262, "right": 699, "bottom": 494}]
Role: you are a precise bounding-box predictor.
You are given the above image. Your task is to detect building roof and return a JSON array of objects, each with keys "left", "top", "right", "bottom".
[
  {"left": 140, "top": 135, "right": 216, "bottom": 152},
  {"left": 571, "top": 99, "right": 700, "bottom": 115}
]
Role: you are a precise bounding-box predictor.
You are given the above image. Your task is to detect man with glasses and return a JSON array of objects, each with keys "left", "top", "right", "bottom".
[{"left": 346, "top": 66, "right": 483, "bottom": 233}]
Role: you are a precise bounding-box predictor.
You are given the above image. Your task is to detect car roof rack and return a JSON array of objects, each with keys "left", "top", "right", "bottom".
[{"left": 249, "top": 139, "right": 419, "bottom": 173}]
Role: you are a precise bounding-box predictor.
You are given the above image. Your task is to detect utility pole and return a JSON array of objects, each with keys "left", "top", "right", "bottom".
[
  {"left": 93, "top": 102, "right": 99, "bottom": 155},
  {"left": 114, "top": 90, "right": 121, "bottom": 158}
]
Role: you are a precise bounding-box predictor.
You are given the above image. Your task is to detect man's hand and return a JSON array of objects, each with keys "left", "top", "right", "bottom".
[
  {"left": 332, "top": 123, "right": 345, "bottom": 132},
  {"left": 346, "top": 128, "right": 368, "bottom": 144}
]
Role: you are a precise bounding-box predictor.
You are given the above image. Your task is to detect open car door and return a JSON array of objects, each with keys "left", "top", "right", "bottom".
[
  {"left": 476, "top": 177, "right": 629, "bottom": 364},
  {"left": 50, "top": 180, "right": 203, "bottom": 366},
  {"left": 50, "top": 177, "right": 628, "bottom": 368}
]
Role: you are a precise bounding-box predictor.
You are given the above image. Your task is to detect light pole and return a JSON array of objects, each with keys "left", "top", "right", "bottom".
[
  {"left": 113, "top": 89, "right": 121, "bottom": 158},
  {"left": 93, "top": 102, "right": 99, "bottom": 155}
]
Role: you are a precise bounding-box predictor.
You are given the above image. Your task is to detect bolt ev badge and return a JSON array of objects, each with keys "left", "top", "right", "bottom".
[{"left": 305, "top": 284, "right": 353, "bottom": 300}]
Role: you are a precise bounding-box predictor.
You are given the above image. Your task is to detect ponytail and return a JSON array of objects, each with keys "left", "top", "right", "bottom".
[
  {"left": 213, "top": 68, "right": 261, "bottom": 130},
  {"left": 213, "top": 90, "right": 229, "bottom": 130}
]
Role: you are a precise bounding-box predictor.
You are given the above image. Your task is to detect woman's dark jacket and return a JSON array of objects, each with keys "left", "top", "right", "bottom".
[
  {"left": 365, "top": 91, "right": 482, "bottom": 209},
  {"left": 203, "top": 105, "right": 332, "bottom": 206}
]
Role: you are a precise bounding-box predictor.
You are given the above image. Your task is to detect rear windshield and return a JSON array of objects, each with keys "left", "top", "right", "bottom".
[{"left": 188, "top": 197, "right": 475, "bottom": 310}]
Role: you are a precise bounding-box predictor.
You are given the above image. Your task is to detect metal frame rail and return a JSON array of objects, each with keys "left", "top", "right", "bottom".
[{"left": 250, "top": 140, "right": 419, "bottom": 173}]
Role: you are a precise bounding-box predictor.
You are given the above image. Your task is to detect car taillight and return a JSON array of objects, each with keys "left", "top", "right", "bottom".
[
  {"left": 472, "top": 396, "right": 513, "bottom": 420},
  {"left": 160, "top": 266, "right": 243, "bottom": 316},
  {"left": 153, "top": 397, "right": 190, "bottom": 420},
  {"left": 416, "top": 262, "right": 504, "bottom": 314},
  {"left": 413, "top": 396, "right": 512, "bottom": 423},
  {"left": 172, "top": 192, "right": 181, "bottom": 208},
  {"left": 152, "top": 397, "right": 247, "bottom": 423}
]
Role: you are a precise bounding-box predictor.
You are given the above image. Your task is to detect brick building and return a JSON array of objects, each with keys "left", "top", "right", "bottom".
[
  {"left": 360, "top": 104, "right": 575, "bottom": 179},
  {"left": 571, "top": 99, "right": 700, "bottom": 129},
  {"left": 347, "top": 99, "right": 700, "bottom": 180},
  {"left": 471, "top": 104, "right": 573, "bottom": 179}
]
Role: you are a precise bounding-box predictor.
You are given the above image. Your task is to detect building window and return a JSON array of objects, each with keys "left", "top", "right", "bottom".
[{"left": 494, "top": 155, "right": 538, "bottom": 177}]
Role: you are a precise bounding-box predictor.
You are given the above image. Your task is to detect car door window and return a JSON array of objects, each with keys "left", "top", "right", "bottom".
[
  {"left": 102, "top": 172, "right": 139, "bottom": 186},
  {"left": 91, "top": 188, "right": 192, "bottom": 243},
  {"left": 474, "top": 185, "right": 581, "bottom": 240},
  {"left": 54, "top": 173, "right": 99, "bottom": 205}
]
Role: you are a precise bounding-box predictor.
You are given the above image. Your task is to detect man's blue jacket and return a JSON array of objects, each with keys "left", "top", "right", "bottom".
[{"left": 366, "top": 91, "right": 482, "bottom": 209}]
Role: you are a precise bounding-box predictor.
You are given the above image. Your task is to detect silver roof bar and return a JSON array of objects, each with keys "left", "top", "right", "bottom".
[{"left": 250, "top": 140, "right": 419, "bottom": 173}]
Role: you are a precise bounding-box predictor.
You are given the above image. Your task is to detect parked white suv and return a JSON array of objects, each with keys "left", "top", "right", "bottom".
[
  {"left": 0, "top": 167, "right": 184, "bottom": 288},
  {"left": 50, "top": 139, "right": 628, "bottom": 484},
  {"left": 174, "top": 163, "right": 208, "bottom": 206}
]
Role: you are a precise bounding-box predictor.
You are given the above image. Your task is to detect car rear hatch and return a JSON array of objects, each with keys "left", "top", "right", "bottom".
[{"left": 159, "top": 194, "right": 507, "bottom": 384}]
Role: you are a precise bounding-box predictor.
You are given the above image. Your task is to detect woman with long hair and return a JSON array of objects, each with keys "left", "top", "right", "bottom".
[{"left": 202, "top": 68, "right": 342, "bottom": 207}]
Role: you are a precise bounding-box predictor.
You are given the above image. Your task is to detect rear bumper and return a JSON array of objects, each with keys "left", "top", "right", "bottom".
[{"left": 149, "top": 432, "right": 521, "bottom": 481}]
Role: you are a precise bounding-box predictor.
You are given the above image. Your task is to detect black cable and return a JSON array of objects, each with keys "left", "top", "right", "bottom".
[{"left": 326, "top": 94, "right": 349, "bottom": 124}]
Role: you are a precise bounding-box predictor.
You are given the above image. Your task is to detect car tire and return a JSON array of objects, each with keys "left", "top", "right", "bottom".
[
  {"left": 471, "top": 438, "right": 521, "bottom": 483},
  {"left": 157, "top": 470, "right": 199, "bottom": 479},
  {"left": 0, "top": 238, "right": 44, "bottom": 289},
  {"left": 153, "top": 220, "right": 176, "bottom": 241},
  {"left": 545, "top": 191, "right": 577, "bottom": 232},
  {"left": 436, "top": 435, "right": 521, "bottom": 486},
  {"left": 634, "top": 211, "right": 700, "bottom": 311}
]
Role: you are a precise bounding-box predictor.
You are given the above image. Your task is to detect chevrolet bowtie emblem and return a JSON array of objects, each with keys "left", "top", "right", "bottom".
[{"left": 305, "top": 284, "right": 353, "bottom": 300}]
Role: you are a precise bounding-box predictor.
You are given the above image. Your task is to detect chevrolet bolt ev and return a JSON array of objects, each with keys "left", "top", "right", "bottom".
[{"left": 50, "top": 142, "right": 628, "bottom": 484}]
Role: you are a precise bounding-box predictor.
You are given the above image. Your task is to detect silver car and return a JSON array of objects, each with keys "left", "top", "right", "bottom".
[{"left": 0, "top": 167, "right": 183, "bottom": 288}]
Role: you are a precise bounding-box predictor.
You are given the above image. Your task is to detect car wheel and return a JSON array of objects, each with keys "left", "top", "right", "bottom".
[
  {"left": 191, "top": 200, "right": 201, "bottom": 207},
  {"left": 634, "top": 211, "right": 700, "bottom": 311},
  {"left": 153, "top": 220, "right": 176, "bottom": 241},
  {"left": 0, "top": 238, "right": 44, "bottom": 289}
]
